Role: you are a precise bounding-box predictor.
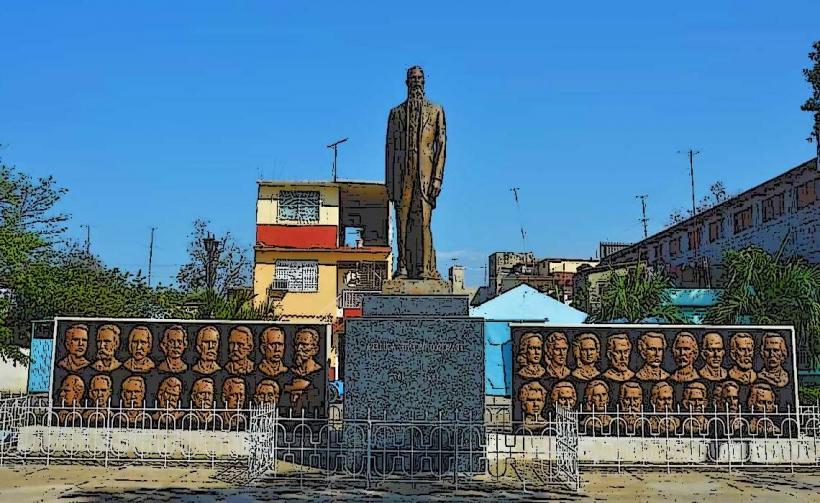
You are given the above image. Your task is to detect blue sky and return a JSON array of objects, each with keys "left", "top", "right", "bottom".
[{"left": 1, "top": 2, "right": 818, "bottom": 286}]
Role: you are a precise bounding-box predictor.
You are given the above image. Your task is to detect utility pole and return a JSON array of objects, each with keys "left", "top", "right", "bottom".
[
  {"left": 80, "top": 225, "right": 90, "bottom": 255},
  {"left": 203, "top": 233, "right": 220, "bottom": 293},
  {"left": 147, "top": 227, "right": 156, "bottom": 287},
  {"left": 327, "top": 138, "right": 348, "bottom": 182},
  {"left": 636, "top": 195, "right": 649, "bottom": 238},
  {"left": 510, "top": 187, "right": 527, "bottom": 252},
  {"left": 678, "top": 149, "right": 702, "bottom": 286}
]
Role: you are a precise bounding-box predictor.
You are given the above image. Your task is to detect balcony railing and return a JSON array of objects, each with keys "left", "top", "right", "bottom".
[{"left": 339, "top": 290, "right": 380, "bottom": 309}]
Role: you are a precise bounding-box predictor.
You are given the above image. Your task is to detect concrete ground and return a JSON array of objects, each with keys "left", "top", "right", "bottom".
[{"left": 0, "top": 463, "right": 819, "bottom": 501}]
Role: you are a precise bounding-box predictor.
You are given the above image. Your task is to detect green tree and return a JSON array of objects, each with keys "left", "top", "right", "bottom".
[
  {"left": 190, "top": 288, "right": 279, "bottom": 320},
  {"left": 706, "top": 246, "right": 820, "bottom": 359},
  {"left": 802, "top": 40, "right": 820, "bottom": 170},
  {"left": 593, "top": 264, "right": 684, "bottom": 323},
  {"left": 176, "top": 219, "right": 250, "bottom": 297},
  {"left": 0, "top": 159, "right": 69, "bottom": 363}
]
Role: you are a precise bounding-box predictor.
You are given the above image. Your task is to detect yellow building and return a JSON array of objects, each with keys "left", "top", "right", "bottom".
[{"left": 253, "top": 180, "right": 392, "bottom": 378}]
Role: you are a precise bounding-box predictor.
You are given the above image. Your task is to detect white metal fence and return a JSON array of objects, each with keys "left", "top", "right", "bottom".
[{"left": 3, "top": 395, "right": 820, "bottom": 492}]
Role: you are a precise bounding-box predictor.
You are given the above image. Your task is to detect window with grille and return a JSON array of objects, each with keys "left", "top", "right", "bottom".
[
  {"left": 669, "top": 237, "right": 681, "bottom": 257},
  {"left": 733, "top": 207, "right": 753, "bottom": 234},
  {"left": 762, "top": 193, "right": 785, "bottom": 222},
  {"left": 278, "top": 191, "right": 320, "bottom": 223},
  {"left": 275, "top": 260, "right": 319, "bottom": 292},
  {"left": 709, "top": 221, "right": 722, "bottom": 242},
  {"left": 796, "top": 181, "right": 816, "bottom": 210}
]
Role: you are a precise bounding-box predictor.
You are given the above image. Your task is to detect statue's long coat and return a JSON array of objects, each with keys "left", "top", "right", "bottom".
[{"left": 385, "top": 99, "right": 447, "bottom": 208}]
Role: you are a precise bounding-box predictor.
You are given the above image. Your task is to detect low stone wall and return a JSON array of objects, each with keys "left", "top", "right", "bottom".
[
  {"left": 16, "top": 426, "right": 820, "bottom": 465},
  {"left": 17, "top": 426, "right": 249, "bottom": 458},
  {"left": 486, "top": 433, "right": 820, "bottom": 465}
]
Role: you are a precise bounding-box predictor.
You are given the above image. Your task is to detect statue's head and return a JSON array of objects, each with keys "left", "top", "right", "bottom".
[{"left": 406, "top": 66, "right": 425, "bottom": 95}]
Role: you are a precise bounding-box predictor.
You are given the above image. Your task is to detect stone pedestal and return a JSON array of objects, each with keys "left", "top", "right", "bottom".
[
  {"left": 381, "top": 278, "right": 452, "bottom": 295},
  {"left": 343, "top": 293, "right": 485, "bottom": 473}
]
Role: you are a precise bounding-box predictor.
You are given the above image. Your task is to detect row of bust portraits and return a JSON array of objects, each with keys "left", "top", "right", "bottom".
[
  {"left": 515, "top": 330, "right": 790, "bottom": 388},
  {"left": 55, "top": 372, "right": 319, "bottom": 426},
  {"left": 56, "top": 323, "right": 323, "bottom": 379},
  {"left": 518, "top": 379, "right": 784, "bottom": 436}
]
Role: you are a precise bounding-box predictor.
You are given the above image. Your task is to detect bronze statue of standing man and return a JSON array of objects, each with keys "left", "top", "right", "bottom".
[{"left": 386, "top": 66, "right": 447, "bottom": 279}]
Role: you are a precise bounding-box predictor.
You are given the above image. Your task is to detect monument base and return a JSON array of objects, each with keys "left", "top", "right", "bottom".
[
  {"left": 343, "top": 293, "right": 485, "bottom": 473},
  {"left": 381, "top": 278, "right": 452, "bottom": 295}
]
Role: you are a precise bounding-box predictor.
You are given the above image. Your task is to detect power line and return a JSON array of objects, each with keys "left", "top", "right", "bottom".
[{"left": 636, "top": 194, "right": 649, "bottom": 238}]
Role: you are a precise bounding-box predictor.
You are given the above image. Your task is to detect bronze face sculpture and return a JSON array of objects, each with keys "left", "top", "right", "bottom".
[
  {"left": 58, "top": 374, "right": 85, "bottom": 407},
  {"left": 584, "top": 380, "right": 610, "bottom": 412},
  {"left": 193, "top": 326, "right": 221, "bottom": 375},
  {"left": 670, "top": 331, "right": 700, "bottom": 383},
  {"left": 386, "top": 66, "right": 447, "bottom": 279},
  {"left": 583, "top": 380, "right": 612, "bottom": 432},
  {"left": 619, "top": 382, "right": 643, "bottom": 413},
  {"left": 154, "top": 376, "right": 184, "bottom": 423},
  {"left": 544, "top": 331, "right": 570, "bottom": 379},
  {"left": 728, "top": 332, "right": 757, "bottom": 384},
  {"left": 191, "top": 377, "right": 216, "bottom": 425},
  {"left": 285, "top": 378, "right": 312, "bottom": 410},
  {"left": 636, "top": 332, "right": 669, "bottom": 381},
  {"left": 158, "top": 325, "right": 188, "bottom": 373},
  {"left": 519, "top": 381, "right": 547, "bottom": 429},
  {"left": 121, "top": 375, "right": 147, "bottom": 424},
  {"left": 571, "top": 333, "right": 601, "bottom": 381},
  {"left": 699, "top": 332, "right": 727, "bottom": 381},
  {"left": 91, "top": 324, "right": 121, "bottom": 372},
  {"left": 83, "top": 375, "right": 112, "bottom": 422},
  {"left": 721, "top": 380, "right": 741, "bottom": 413},
  {"left": 259, "top": 326, "right": 288, "bottom": 378},
  {"left": 254, "top": 379, "right": 281, "bottom": 406},
  {"left": 88, "top": 374, "right": 112, "bottom": 408},
  {"left": 121, "top": 375, "right": 146, "bottom": 408},
  {"left": 758, "top": 332, "right": 789, "bottom": 388},
  {"left": 551, "top": 381, "right": 577, "bottom": 409},
  {"left": 649, "top": 381, "right": 679, "bottom": 435},
  {"left": 618, "top": 381, "right": 644, "bottom": 434},
  {"left": 57, "top": 374, "right": 85, "bottom": 424},
  {"left": 58, "top": 324, "right": 90, "bottom": 372},
  {"left": 226, "top": 326, "right": 255, "bottom": 375},
  {"left": 516, "top": 332, "right": 545, "bottom": 379},
  {"left": 292, "top": 328, "right": 322, "bottom": 377},
  {"left": 123, "top": 326, "right": 155, "bottom": 373},
  {"left": 748, "top": 382, "right": 780, "bottom": 435},
  {"left": 221, "top": 377, "right": 247, "bottom": 428},
  {"left": 602, "top": 333, "right": 634, "bottom": 381},
  {"left": 681, "top": 382, "right": 708, "bottom": 434}
]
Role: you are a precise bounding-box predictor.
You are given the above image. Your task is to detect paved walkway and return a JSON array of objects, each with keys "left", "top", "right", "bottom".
[{"left": 1, "top": 464, "right": 819, "bottom": 501}]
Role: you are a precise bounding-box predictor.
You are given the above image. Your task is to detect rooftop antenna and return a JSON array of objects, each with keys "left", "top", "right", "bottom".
[
  {"left": 678, "top": 148, "right": 702, "bottom": 285},
  {"left": 327, "top": 138, "right": 349, "bottom": 182}
]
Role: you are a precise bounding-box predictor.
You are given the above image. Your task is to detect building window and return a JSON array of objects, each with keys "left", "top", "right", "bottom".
[
  {"left": 733, "top": 207, "right": 753, "bottom": 234},
  {"left": 687, "top": 226, "right": 702, "bottom": 251},
  {"left": 669, "top": 237, "right": 681, "bottom": 257},
  {"left": 278, "top": 191, "right": 320, "bottom": 223},
  {"left": 708, "top": 221, "right": 722, "bottom": 243},
  {"left": 762, "top": 192, "right": 785, "bottom": 222},
  {"left": 652, "top": 244, "right": 661, "bottom": 261},
  {"left": 796, "top": 180, "right": 816, "bottom": 209},
  {"left": 275, "top": 260, "right": 319, "bottom": 292}
]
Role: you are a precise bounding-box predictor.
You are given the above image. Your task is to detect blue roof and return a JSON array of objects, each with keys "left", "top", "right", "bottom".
[
  {"left": 470, "top": 284, "right": 588, "bottom": 323},
  {"left": 667, "top": 288, "right": 722, "bottom": 307}
]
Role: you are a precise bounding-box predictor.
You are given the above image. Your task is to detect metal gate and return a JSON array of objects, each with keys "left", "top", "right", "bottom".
[
  {"left": 554, "top": 404, "right": 580, "bottom": 490},
  {"left": 247, "top": 404, "right": 278, "bottom": 480}
]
